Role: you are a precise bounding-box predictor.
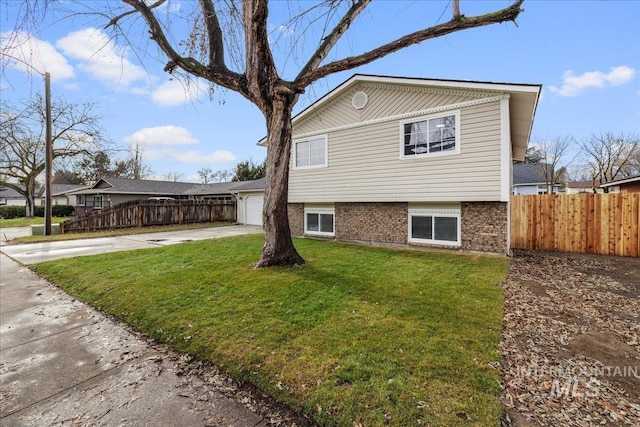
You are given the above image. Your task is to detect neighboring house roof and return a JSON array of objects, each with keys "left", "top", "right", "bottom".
[
  {"left": 37, "top": 184, "right": 88, "bottom": 197},
  {"left": 230, "top": 177, "right": 266, "bottom": 192},
  {"left": 183, "top": 182, "right": 240, "bottom": 196},
  {"left": 513, "top": 163, "right": 557, "bottom": 185},
  {"left": 68, "top": 177, "right": 239, "bottom": 197},
  {"left": 0, "top": 185, "right": 26, "bottom": 199},
  {"left": 600, "top": 175, "right": 640, "bottom": 188},
  {"left": 70, "top": 177, "right": 199, "bottom": 196},
  {"left": 259, "top": 74, "right": 541, "bottom": 161}
]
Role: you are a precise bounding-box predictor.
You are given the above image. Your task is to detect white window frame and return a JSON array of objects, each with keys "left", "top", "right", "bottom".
[
  {"left": 399, "top": 111, "right": 460, "bottom": 159},
  {"left": 293, "top": 134, "right": 328, "bottom": 170},
  {"left": 76, "top": 195, "right": 85, "bottom": 206},
  {"left": 408, "top": 208, "right": 461, "bottom": 246},
  {"left": 304, "top": 207, "right": 335, "bottom": 236},
  {"left": 93, "top": 195, "right": 103, "bottom": 209}
]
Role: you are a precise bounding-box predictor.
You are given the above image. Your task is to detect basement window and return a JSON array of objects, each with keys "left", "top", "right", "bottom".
[
  {"left": 408, "top": 208, "right": 460, "bottom": 246},
  {"left": 304, "top": 207, "right": 334, "bottom": 236}
]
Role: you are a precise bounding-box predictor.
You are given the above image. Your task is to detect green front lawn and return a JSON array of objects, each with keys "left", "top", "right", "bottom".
[
  {"left": 32, "top": 235, "right": 508, "bottom": 426},
  {"left": 0, "top": 216, "right": 71, "bottom": 228}
]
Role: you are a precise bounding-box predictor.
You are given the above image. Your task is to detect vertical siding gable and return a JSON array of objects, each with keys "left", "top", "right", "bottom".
[{"left": 293, "top": 82, "right": 500, "bottom": 136}]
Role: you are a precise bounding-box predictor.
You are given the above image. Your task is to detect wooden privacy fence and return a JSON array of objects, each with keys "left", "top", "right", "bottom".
[
  {"left": 61, "top": 199, "right": 236, "bottom": 233},
  {"left": 510, "top": 193, "right": 640, "bottom": 257}
]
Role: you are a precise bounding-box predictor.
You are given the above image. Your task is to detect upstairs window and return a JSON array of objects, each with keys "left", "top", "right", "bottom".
[
  {"left": 294, "top": 135, "right": 327, "bottom": 169},
  {"left": 401, "top": 112, "right": 459, "bottom": 158}
]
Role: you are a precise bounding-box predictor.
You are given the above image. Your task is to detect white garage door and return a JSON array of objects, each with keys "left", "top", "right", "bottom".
[{"left": 245, "top": 194, "right": 264, "bottom": 226}]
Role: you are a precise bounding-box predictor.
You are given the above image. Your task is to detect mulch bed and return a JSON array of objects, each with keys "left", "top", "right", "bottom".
[{"left": 501, "top": 250, "right": 640, "bottom": 426}]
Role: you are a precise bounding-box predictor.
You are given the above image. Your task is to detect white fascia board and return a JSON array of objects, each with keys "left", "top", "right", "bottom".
[{"left": 500, "top": 97, "right": 512, "bottom": 203}]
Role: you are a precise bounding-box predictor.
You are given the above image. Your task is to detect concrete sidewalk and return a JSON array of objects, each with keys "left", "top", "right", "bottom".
[
  {"left": 0, "top": 225, "right": 292, "bottom": 426},
  {"left": 0, "top": 224, "right": 263, "bottom": 265}
]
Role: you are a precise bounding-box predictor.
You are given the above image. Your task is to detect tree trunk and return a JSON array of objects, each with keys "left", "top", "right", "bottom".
[{"left": 254, "top": 94, "right": 305, "bottom": 268}]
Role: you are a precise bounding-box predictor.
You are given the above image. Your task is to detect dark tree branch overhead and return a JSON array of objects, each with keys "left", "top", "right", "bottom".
[
  {"left": 199, "top": 0, "right": 226, "bottom": 69},
  {"left": 295, "top": 0, "right": 371, "bottom": 84},
  {"left": 295, "top": 0, "right": 525, "bottom": 88}
]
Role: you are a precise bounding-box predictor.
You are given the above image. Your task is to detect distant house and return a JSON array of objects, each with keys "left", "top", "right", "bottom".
[
  {"left": 563, "top": 180, "right": 603, "bottom": 194},
  {"left": 68, "top": 177, "right": 249, "bottom": 216},
  {"left": 600, "top": 175, "right": 640, "bottom": 193},
  {"left": 512, "top": 163, "right": 563, "bottom": 195},
  {"left": 0, "top": 185, "right": 27, "bottom": 206},
  {"left": 37, "top": 184, "right": 88, "bottom": 206},
  {"left": 259, "top": 74, "right": 541, "bottom": 254}
]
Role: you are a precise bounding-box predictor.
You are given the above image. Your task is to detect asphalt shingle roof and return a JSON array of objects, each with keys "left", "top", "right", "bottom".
[
  {"left": 513, "top": 163, "right": 550, "bottom": 185},
  {"left": 230, "top": 178, "right": 266, "bottom": 192}
]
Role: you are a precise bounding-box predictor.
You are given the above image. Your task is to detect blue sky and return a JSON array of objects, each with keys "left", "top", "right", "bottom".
[{"left": 1, "top": 0, "right": 639, "bottom": 182}]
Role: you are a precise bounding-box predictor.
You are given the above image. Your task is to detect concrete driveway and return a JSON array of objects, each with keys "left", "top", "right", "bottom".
[{"left": 0, "top": 225, "right": 263, "bottom": 265}]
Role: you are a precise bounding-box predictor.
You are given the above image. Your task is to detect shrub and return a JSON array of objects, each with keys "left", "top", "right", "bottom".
[
  {"left": 0, "top": 204, "right": 74, "bottom": 219},
  {"left": 52, "top": 205, "right": 75, "bottom": 217},
  {"left": 0, "top": 205, "right": 27, "bottom": 219}
]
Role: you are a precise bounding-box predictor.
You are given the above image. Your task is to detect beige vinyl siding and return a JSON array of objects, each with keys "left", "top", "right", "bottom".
[
  {"left": 294, "top": 82, "right": 493, "bottom": 135},
  {"left": 289, "top": 100, "right": 503, "bottom": 203}
]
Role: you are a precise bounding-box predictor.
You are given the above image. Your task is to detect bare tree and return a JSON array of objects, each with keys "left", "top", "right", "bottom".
[
  {"left": 197, "top": 167, "right": 214, "bottom": 184},
  {"left": 115, "top": 143, "right": 153, "bottom": 180},
  {"left": 163, "top": 171, "right": 184, "bottom": 182},
  {"left": 530, "top": 136, "right": 575, "bottom": 193},
  {"left": 0, "top": 95, "right": 108, "bottom": 216},
  {"left": 7, "top": 0, "right": 525, "bottom": 265},
  {"left": 578, "top": 132, "right": 640, "bottom": 191}
]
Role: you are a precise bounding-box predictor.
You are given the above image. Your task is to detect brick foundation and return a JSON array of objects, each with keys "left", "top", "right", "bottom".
[
  {"left": 461, "top": 202, "right": 508, "bottom": 254},
  {"left": 288, "top": 201, "right": 509, "bottom": 254},
  {"left": 335, "top": 202, "right": 407, "bottom": 244},
  {"left": 287, "top": 203, "right": 304, "bottom": 237}
]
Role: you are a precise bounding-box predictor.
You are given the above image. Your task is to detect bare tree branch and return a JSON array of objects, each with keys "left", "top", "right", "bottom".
[
  {"left": 295, "top": 0, "right": 524, "bottom": 88},
  {"left": 295, "top": 0, "right": 370, "bottom": 83},
  {"left": 120, "top": 0, "right": 247, "bottom": 95},
  {"left": 199, "top": 0, "right": 226, "bottom": 69},
  {"left": 104, "top": 0, "right": 167, "bottom": 29}
]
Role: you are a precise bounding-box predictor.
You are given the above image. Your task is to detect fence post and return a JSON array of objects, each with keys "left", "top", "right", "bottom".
[{"left": 137, "top": 204, "right": 143, "bottom": 228}]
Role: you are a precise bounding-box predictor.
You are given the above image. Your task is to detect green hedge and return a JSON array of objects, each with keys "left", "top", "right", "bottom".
[
  {"left": 0, "top": 206, "right": 26, "bottom": 219},
  {"left": 0, "top": 205, "right": 75, "bottom": 219}
]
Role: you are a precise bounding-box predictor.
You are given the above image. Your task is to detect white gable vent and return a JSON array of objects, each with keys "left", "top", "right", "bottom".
[{"left": 352, "top": 91, "right": 368, "bottom": 110}]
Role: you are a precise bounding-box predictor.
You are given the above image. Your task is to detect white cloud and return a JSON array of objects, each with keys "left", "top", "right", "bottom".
[
  {"left": 1, "top": 30, "right": 74, "bottom": 81},
  {"left": 56, "top": 28, "right": 147, "bottom": 89},
  {"left": 550, "top": 65, "right": 636, "bottom": 97},
  {"left": 124, "top": 125, "right": 199, "bottom": 146},
  {"left": 174, "top": 150, "right": 236, "bottom": 163},
  {"left": 151, "top": 78, "right": 207, "bottom": 106}
]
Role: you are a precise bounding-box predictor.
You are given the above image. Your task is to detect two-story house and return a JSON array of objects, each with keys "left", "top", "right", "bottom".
[{"left": 257, "top": 74, "right": 541, "bottom": 254}]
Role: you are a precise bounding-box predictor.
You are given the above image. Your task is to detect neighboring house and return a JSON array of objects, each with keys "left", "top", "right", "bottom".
[
  {"left": 0, "top": 185, "right": 27, "bottom": 206},
  {"left": 260, "top": 74, "right": 541, "bottom": 254},
  {"left": 69, "top": 177, "right": 195, "bottom": 215},
  {"left": 37, "top": 184, "right": 88, "bottom": 206},
  {"left": 563, "top": 180, "right": 603, "bottom": 194},
  {"left": 231, "top": 177, "right": 266, "bottom": 226},
  {"left": 600, "top": 175, "right": 640, "bottom": 193},
  {"left": 512, "top": 163, "right": 563, "bottom": 195},
  {"left": 69, "top": 177, "right": 239, "bottom": 216}
]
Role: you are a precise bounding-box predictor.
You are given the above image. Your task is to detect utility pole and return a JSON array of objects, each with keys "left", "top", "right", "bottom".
[{"left": 45, "top": 72, "right": 53, "bottom": 236}]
